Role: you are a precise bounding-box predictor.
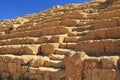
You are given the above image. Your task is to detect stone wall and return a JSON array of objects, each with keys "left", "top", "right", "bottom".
[{"left": 0, "top": 0, "right": 119, "bottom": 80}]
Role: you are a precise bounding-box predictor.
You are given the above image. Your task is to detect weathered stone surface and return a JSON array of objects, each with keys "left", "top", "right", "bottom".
[
  {"left": 61, "top": 19, "right": 80, "bottom": 26},
  {"left": 19, "top": 45, "right": 40, "bottom": 55},
  {"left": 65, "top": 52, "right": 88, "bottom": 80},
  {"left": 75, "top": 40, "right": 104, "bottom": 56},
  {"left": 101, "top": 56, "right": 119, "bottom": 69},
  {"left": 104, "top": 39, "right": 120, "bottom": 55},
  {"left": 0, "top": 0, "right": 120, "bottom": 80},
  {"left": 41, "top": 43, "right": 59, "bottom": 56},
  {"left": 30, "top": 56, "right": 49, "bottom": 68}
]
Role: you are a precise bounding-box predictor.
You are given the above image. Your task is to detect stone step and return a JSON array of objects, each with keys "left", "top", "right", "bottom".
[
  {"left": 72, "top": 25, "right": 93, "bottom": 32},
  {"left": 0, "top": 26, "right": 69, "bottom": 40},
  {"left": 76, "top": 30, "right": 90, "bottom": 36},
  {"left": 84, "top": 56, "right": 119, "bottom": 69},
  {"left": 38, "top": 67, "right": 65, "bottom": 78},
  {"left": 0, "top": 28, "right": 8, "bottom": 32},
  {"left": 104, "top": 5, "right": 120, "bottom": 12},
  {"left": 93, "top": 18, "right": 120, "bottom": 29},
  {"left": 0, "top": 34, "right": 67, "bottom": 45},
  {"left": 75, "top": 39, "right": 120, "bottom": 56},
  {"left": 49, "top": 54, "right": 66, "bottom": 60},
  {"left": 0, "top": 44, "right": 41, "bottom": 55},
  {"left": 21, "top": 66, "right": 65, "bottom": 80},
  {"left": 44, "top": 60, "right": 65, "bottom": 68},
  {"left": 97, "top": 9, "right": 120, "bottom": 19},
  {"left": 64, "top": 37, "right": 79, "bottom": 43},
  {"left": 112, "top": 0, "right": 120, "bottom": 5},
  {"left": 11, "top": 25, "right": 69, "bottom": 34},
  {"left": 55, "top": 48, "right": 76, "bottom": 55},
  {"left": 60, "top": 43, "right": 77, "bottom": 49},
  {"left": 78, "top": 27, "right": 120, "bottom": 41}
]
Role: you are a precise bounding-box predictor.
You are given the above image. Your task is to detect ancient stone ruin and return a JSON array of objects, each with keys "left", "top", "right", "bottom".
[{"left": 0, "top": 0, "right": 120, "bottom": 80}]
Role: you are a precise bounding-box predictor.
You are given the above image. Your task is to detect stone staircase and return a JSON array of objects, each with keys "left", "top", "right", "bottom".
[{"left": 0, "top": 0, "right": 120, "bottom": 80}]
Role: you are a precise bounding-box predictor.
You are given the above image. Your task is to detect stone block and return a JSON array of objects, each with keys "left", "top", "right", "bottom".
[
  {"left": 19, "top": 45, "right": 40, "bottom": 55},
  {"left": 72, "top": 10, "right": 88, "bottom": 19},
  {"left": 101, "top": 56, "right": 119, "bottom": 69},
  {"left": 36, "top": 36, "right": 50, "bottom": 43},
  {"left": 50, "top": 35, "right": 66, "bottom": 43},
  {"left": 61, "top": 19, "right": 80, "bottom": 26},
  {"left": 30, "top": 56, "right": 49, "bottom": 68},
  {"left": 8, "top": 63, "right": 17, "bottom": 74},
  {"left": 29, "top": 30, "right": 41, "bottom": 37},
  {"left": 87, "top": 29, "right": 106, "bottom": 40},
  {"left": 75, "top": 40, "right": 104, "bottom": 56},
  {"left": 93, "top": 19, "right": 118, "bottom": 29},
  {"left": 85, "top": 57, "right": 100, "bottom": 69},
  {"left": 0, "top": 45, "right": 20, "bottom": 54},
  {"left": 41, "top": 27, "right": 69, "bottom": 36},
  {"left": 40, "top": 43, "right": 59, "bottom": 56},
  {"left": 104, "top": 39, "right": 120, "bottom": 55},
  {"left": 106, "top": 27, "right": 120, "bottom": 39},
  {"left": 97, "top": 10, "right": 120, "bottom": 19}
]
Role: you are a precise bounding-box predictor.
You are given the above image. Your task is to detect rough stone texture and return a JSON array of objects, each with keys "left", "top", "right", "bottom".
[
  {"left": 0, "top": 0, "right": 120, "bottom": 80},
  {"left": 40, "top": 43, "right": 59, "bottom": 56}
]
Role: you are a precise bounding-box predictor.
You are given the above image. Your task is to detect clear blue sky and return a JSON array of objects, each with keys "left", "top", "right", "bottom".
[{"left": 0, "top": 0, "right": 91, "bottom": 20}]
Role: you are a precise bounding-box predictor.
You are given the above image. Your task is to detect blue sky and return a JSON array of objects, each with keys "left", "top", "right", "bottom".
[{"left": 0, "top": 0, "right": 91, "bottom": 20}]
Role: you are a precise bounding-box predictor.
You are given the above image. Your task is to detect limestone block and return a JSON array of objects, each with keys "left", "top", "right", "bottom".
[
  {"left": 40, "top": 43, "right": 59, "bottom": 56},
  {"left": 24, "top": 37, "right": 38, "bottom": 44},
  {"left": 21, "top": 66, "right": 28, "bottom": 74},
  {"left": 55, "top": 27, "right": 70, "bottom": 34},
  {"left": 87, "top": 29, "right": 106, "bottom": 40},
  {"left": 49, "top": 21, "right": 61, "bottom": 27},
  {"left": 85, "top": 57, "right": 101, "bottom": 69},
  {"left": 44, "top": 60, "right": 64, "bottom": 68},
  {"left": 3, "top": 55, "right": 15, "bottom": 63},
  {"left": 50, "top": 35, "right": 66, "bottom": 43},
  {"left": 0, "top": 45, "right": 20, "bottom": 54},
  {"left": 14, "top": 31, "right": 30, "bottom": 38},
  {"left": 29, "top": 67, "right": 38, "bottom": 74},
  {"left": 19, "top": 45, "right": 40, "bottom": 55},
  {"left": 104, "top": 39, "right": 120, "bottom": 55},
  {"left": 0, "top": 34, "right": 10, "bottom": 40},
  {"left": 29, "top": 30, "right": 41, "bottom": 37},
  {"left": 59, "top": 43, "right": 67, "bottom": 48},
  {"left": 61, "top": 14, "right": 72, "bottom": 19},
  {"left": 99, "top": 69, "right": 117, "bottom": 80},
  {"left": 0, "top": 62, "right": 4, "bottom": 71},
  {"left": 117, "top": 58, "right": 120, "bottom": 70},
  {"left": 72, "top": 10, "right": 88, "bottom": 19},
  {"left": 10, "top": 38, "right": 24, "bottom": 44},
  {"left": 61, "top": 19, "right": 80, "bottom": 26},
  {"left": 66, "top": 43, "right": 77, "bottom": 49},
  {"left": 41, "top": 27, "right": 69, "bottom": 36},
  {"left": 8, "top": 63, "right": 17, "bottom": 74},
  {"left": 106, "top": 27, "right": 120, "bottom": 38},
  {"left": 104, "top": 5, "right": 120, "bottom": 11},
  {"left": 61, "top": 11, "right": 72, "bottom": 19},
  {"left": 75, "top": 40, "right": 104, "bottom": 56},
  {"left": 41, "top": 27, "right": 55, "bottom": 36},
  {"left": 101, "top": 56, "right": 119, "bottom": 69},
  {"left": 36, "top": 36, "right": 50, "bottom": 43},
  {"left": 93, "top": 19, "right": 118, "bottom": 29},
  {"left": 84, "top": 69, "right": 117, "bottom": 80},
  {"left": 97, "top": 10, "right": 120, "bottom": 19},
  {"left": 64, "top": 37, "right": 79, "bottom": 42},
  {"left": 30, "top": 56, "right": 49, "bottom": 68},
  {"left": 0, "top": 40, "right": 3, "bottom": 45},
  {"left": 65, "top": 52, "right": 88, "bottom": 80}
]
